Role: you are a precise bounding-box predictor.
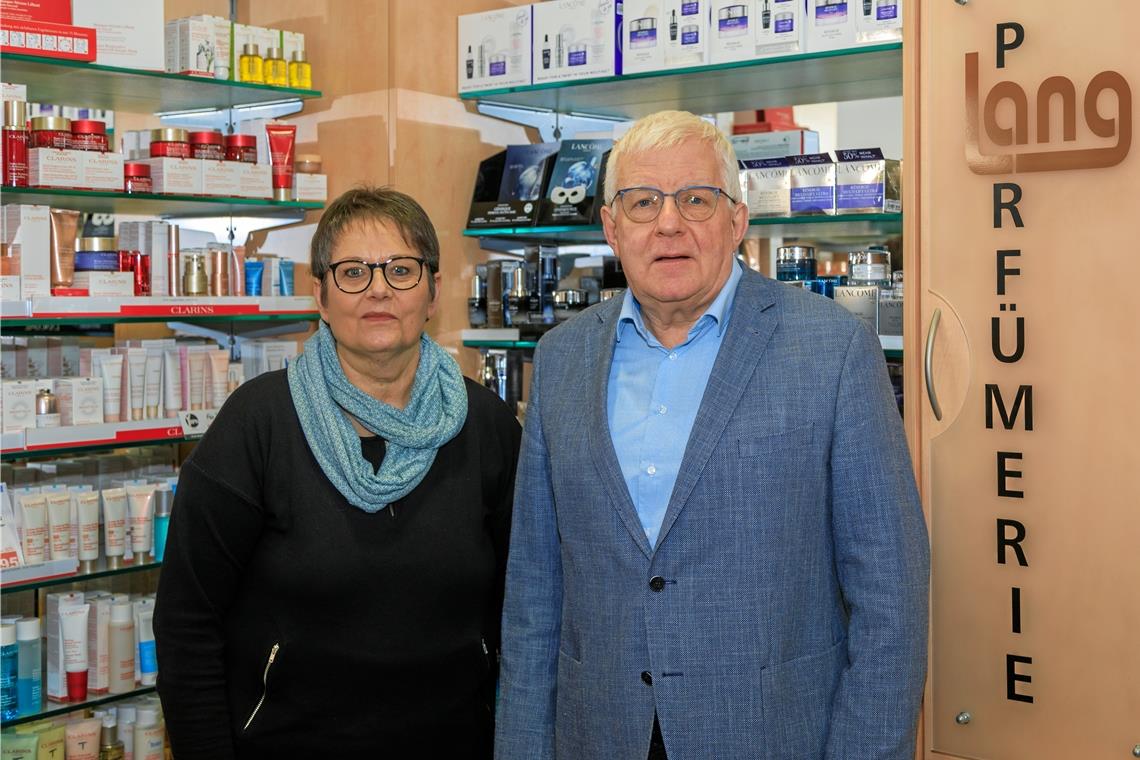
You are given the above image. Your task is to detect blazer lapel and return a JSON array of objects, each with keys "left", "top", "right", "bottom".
[
  {"left": 584, "top": 299, "right": 655, "bottom": 559},
  {"left": 654, "top": 272, "right": 779, "bottom": 550}
]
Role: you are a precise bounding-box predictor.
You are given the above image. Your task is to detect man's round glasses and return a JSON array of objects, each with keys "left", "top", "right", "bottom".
[
  {"left": 328, "top": 256, "right": 427, "bottom": 293},
  {"left": 613, "top": 185, "right": 737, "bottom": 223}
]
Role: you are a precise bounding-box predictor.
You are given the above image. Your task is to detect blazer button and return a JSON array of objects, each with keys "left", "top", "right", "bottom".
[
  {"left": 641, "top": 671, "right": 653, "bottom": 686},
  {"left": 649, "top": 576, "right": 666, "bottom": 592}
]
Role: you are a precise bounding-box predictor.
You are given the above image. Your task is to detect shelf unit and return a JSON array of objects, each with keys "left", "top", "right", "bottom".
[
  {"left": 0, "top": 53, "right": 322, "bottom": 113},
  {"left": 2, "top": 685, "right": 157, "bottom": 729},
  {"left": 2, "top": 559, "right": 161, "bottom": 594},
  {"left": 1, "top": 187, "right": 322, "bottom": 220},
  {"left": 0, "top": 296, "right": 318, "bottom": 325}
]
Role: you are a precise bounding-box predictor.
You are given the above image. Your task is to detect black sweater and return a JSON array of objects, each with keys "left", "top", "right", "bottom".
[{"left": 154, "top": 371, "right": 520, "bottom": 759}]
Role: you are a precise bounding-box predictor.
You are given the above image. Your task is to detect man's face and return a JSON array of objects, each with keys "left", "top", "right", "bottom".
[{"left": 600, "top": 138, "right": 748, "bottom": 317}]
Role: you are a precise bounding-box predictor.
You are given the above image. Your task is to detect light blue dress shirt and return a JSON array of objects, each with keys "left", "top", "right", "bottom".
[{"left": 607, "top": 261, "right": 743, "bottom": 548}]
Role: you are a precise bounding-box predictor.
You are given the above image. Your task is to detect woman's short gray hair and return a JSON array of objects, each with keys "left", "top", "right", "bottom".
[{"left": 310, "top": 186, "right": 440, "bottom": 297}]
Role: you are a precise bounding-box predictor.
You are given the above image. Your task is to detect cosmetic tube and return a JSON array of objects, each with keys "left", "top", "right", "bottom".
[
  {"left": 33, "top": 725, "right": 66, "bottom": 757},
  {"left": 48, "top": 208, "right": 80, "bottom": 289},
  {"left": 161, "top": 349, "right": 182, "bottom": 418},
  {"left": 16, "top": 492, "right": 47, "bottom": 565},
  {"left": 187, "top": 350, "right": 207, "bottom": 410},
  {"left": 206, "top": 350, "right": 229, "bottom": 409},
  {"left": 76, "top": 491, "right": 101, "bottom": 574},
  {"left": 243, "top": 259, "right": 264, "bottom": 296},
  {"left": 87, "top": 594, "right": 112, "bottom": 694},
  {"left": 96, "top": 354, "right": 124, "bottom": 423},
  {"left": 131, "top": 598, "right": 154, "bottom": 685},
  {"left": 265, "top": 123, "right": 297, "bottom": 202},
  {"left": 60, "top": 601, "right": 90, "bottom": 702},
  {"left": 99, "top": 714, "right": 125, "bottom": 759},
  {"left": 122, "top": 349, "right": 147, "bottom": 422},
  {"left": 134, "top": 706, "right": 164, "bottom": 760},
  {"left": 278, "top": 259, "right": 294, "bottom": 296},
  {"left": 16, "top": 617, "right": 41, "bottom": 716},
  {"left": 100, "top": 488, "right": 127, "bottom": 570},
  {"left": 46, "top": 489, "right": 74, "bottom": 561},
  {"left": 230, "top": 247, "right": 245, "bottom": 296},
  {"left": 135, "top": 608, "right": 157, "bottom": 687},
  {"left": 117, "top": 705, "right": 136, "bottom": 760},
  {"left": 142, "top": 350, "right": 162, "bottom": 420},
  {"left": 3, "top": 732, "right": 40, "bottom": 756},
  {"left": 108, "top": 601, "right": 135, "bottom": 695},
  {"left": 152, "top": 487, "right": 172, "bottom": 563},
  {"left": 125, "top": 484, "right": 155, "bottom": 564},
  {"left": 66, "top": 717, "right": 102, "bottom": 760},
  {"left": 1, "top": 624, "right": 16, "bottom": 720}
]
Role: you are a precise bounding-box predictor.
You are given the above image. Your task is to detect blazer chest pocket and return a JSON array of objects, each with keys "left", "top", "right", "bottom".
[{"left": 737, "top": 423, "right": 814, "bottom": 461}]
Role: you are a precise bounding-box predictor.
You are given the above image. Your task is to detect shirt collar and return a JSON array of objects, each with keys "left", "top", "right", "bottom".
[{"left": 616, "top": 258, "right": 744, "bottom": 344}]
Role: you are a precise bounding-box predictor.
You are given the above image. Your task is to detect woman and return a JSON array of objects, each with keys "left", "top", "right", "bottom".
[{"left": 154, "top": 187, "right": 521, "bottom": 758}]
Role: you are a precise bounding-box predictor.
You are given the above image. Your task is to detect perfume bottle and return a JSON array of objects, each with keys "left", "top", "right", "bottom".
[
  {"left": 238, "top": 43, "right": 264, "bottom": 84},
  {"left": 762, "top": 0, "right": 772, "bottom": 30},
  {"left": 669, "top": 10, "right": 678, "bottom": 41},
  {"left": 503, "top": 265, "right": 527, "bottom": 327},
  {"left": 542, "top": 35, "right": 551, "bottom": 69},
  {"left": 466, "top": 45, "right": 474, "bottom": 78}
]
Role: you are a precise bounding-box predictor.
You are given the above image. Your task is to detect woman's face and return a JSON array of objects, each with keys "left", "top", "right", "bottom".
[{"left": 314, "top": 219, "right": 440, "bottom": 365}]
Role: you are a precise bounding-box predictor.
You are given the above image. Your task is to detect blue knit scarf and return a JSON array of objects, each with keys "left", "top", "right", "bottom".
[{"left": 287, "top": 321, "right": 468, "bottom": 512}]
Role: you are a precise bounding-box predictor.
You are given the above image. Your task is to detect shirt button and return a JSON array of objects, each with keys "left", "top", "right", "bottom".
[
  {"left": 657, "top": 405, "right": 667, "bottom": 415},
  {"left": 646, "top": 464, "right": 657, "bottom": 476},
  {"left": 641, "top": 671, "right": 653, "bottom": 685},
  {"left": 668, "top": 352, "right": 678, "bottom": 361},
  {"left": 649, "top": 576, "right": 666, "bottom": 592}
]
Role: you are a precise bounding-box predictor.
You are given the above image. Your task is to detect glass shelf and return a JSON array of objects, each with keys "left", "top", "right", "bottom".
[
  {"left": 1, "top": 685, "right": 156, "bottom": 728},
  {"left": 464, "top": 332, "right": 904, "bottom": 355},
  {"left": 0, "top": 53, "right": 321, "bottom": 113},
  {"left": 463, "top": 214, "right": 902, "bottom": 244},
  {"left": 2, "top": 558, "right": 161, "bottom": 594},
  {"left": 462, "top": 44, "right": 902, "bottom": 118},
  {"left": 463, "top": 339, "right": 539, "bottom": 349},
  {"left": 0, "top": 187, "right": 322, "bottom": 219},
  {"left": 1, "top": 296, "right": 319, "bottom": 327}
]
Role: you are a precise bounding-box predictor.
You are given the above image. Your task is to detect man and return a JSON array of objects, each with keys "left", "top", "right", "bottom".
[{"left": 495, "top": 110, "right": 929, "bottom": 760}]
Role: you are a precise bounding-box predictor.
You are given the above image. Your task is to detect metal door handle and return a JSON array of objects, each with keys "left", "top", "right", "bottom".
[{"left": 925, "top": 308, "right": 943, "bottom": 421}]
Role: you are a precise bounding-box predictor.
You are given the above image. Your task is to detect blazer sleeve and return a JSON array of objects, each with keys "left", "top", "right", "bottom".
[
  {"left": 494, "top": 345, "right": 563, "bottom": 760},
  {"left": 824, "top": 322, "right": 931, "bottom": 760}
]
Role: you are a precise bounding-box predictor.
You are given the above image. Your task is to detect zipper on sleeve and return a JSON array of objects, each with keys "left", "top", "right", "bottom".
[{"left": 242, "top": 642, "right": 280, "bottom": 732}]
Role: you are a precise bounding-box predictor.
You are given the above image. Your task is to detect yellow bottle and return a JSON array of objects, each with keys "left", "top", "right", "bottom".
[
  {"left": 239, "top": 43, "right": 264, "bottom": 84},
  {"left": 264, "top": 47, "right": 288, "bottom": 87},
  {"left": 288, "top": 50, "right": 313, "bottom": 90}
]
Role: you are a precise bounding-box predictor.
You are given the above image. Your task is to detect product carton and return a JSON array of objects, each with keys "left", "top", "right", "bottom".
[
  {"left": 143, "top": 157, "right": 204, "bottom": 195},
  {"left": 2, "top": 379, "right": 38, "bottom": 433},
  {"left": 2, "top": 204, "right": 51, "bottom": 299},
  {"left": 1, "top": 0, "right": 71, "bottom": 24},
  {"left": 237, "top": 162, "right": 272, "bottom": 199},
  {"left": 2, "top": 82, "right": 28, "bottom": 101},
  {"left": 293, "top": 173, "right": 328, "bottom": 202},
  {"left": 740, "top": 158, "right": 791, "bottom": 217},
  {"left": 458, "top": 6, "right": 533, "bottom": 93},
  {"left": 877, "top": 290, "right": 903, "bottom": 336},
  {"left": 80, "top": 151, "right": 125, "bottom": 191},
  {"left": 710, "top": 0, "right": 804, "bottom": 64},
  {"left": 282, "top": 30, "right": 305, "bottom": 62},
  {"left": 532, "top": 0, "right": 621, "bottom": 84},
  {"left": 731, "top": 129, "right": 820, "bottom": 160},
  {"left": 789, "top": 152, "right": 836, "bottom": 215},
  {"left": 233, "top": 24, "right": 280, "bottom": 68},
  {"left": 72, "top": 0, "right": 163, "bottom": 70},
  {"left": 835, "top": 284, "right": 880, "bottom": 332},
  {"left": 52, "top": 377, "right": 103, "bottom": 426},
  {"left": 165, "top": 15, "right": 232, "bottom": 78},
  {"left": 834, "top": 148, "right": 901, "bottom": 214},
  {"left": 201, "top": 159, "right": 242, "bottom": 197},
  {"left": 622, "top": 0, "right": 710, "bottom": 74},
  {"left": 805, "top": 0, "right": 856, "bottom": 52},
  {"left": 71, "top": 271, "right": 133, "bottom": 298},
  {"left": 27, "top": 148, "right": 83, "bottom": 189},
  {"left": 0, "top": 18, "right": 96, "bottom": 62},
  {"left": 855, "top": 0, "right": 902, "bottom": 44}
]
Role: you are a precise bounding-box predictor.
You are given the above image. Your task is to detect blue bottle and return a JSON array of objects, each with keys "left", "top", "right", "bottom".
[
  {"left": 1, "top": 623, "right": 17, "bottom": 720},
  {"left": 153, "top": 487, "right": 173, "bottom": 562},
  {"left": 15, "top": 617, "right": 40, "bottom": 717}
]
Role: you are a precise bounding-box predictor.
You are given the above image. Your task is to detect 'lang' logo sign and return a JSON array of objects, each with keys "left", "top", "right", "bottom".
[{"left": 965, "top": 23, "right": 1132, "bottom": 174}]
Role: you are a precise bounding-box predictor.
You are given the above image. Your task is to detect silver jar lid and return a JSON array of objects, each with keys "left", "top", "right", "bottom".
[
  {"left": 848, "top": 249, "right": 890, "bottom": 266},
  {"left": 777, "top": 245, "right": 815, "bottom": 262},
  {"left": 554, "top": 289, "right": 588, "bottom": 307}
]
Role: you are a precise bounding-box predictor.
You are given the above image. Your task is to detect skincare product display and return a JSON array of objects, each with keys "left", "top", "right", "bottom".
[
  {"left": 789, "top": 153, "right": 837, "bottom": 215},
  {"left": 834, "top": 148, "right": 902, "bottom": 214},
  {"left": 164, "top": 16, "right": 313, "bottom": 86},
  {"left": 530, "top": 0, "right": 622, "bottom": 84},
  {"left": 623, "top": 0, "right": 710, "bottom": 74},
  {"left": 806, "top": 0, "right": 856, "bottom": 51},
  {"left": 457, "top": 6, "right": 533, "bottom": 93},
  {"left": 710, "top": 0, "right": 804, "bottom": 64}
]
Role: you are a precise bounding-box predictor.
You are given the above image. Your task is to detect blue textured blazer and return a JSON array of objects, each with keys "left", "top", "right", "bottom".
[{"left": 495, "top": 269, "right": 930, "bottom": 760}]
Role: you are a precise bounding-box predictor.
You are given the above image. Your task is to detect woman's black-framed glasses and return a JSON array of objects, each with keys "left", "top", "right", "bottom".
[
  {"left": 328, "top": 256, "right": 427, "bottom": 293},
  {"left": 613, "top": 185, "right": 737, "bottom": 223}
]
